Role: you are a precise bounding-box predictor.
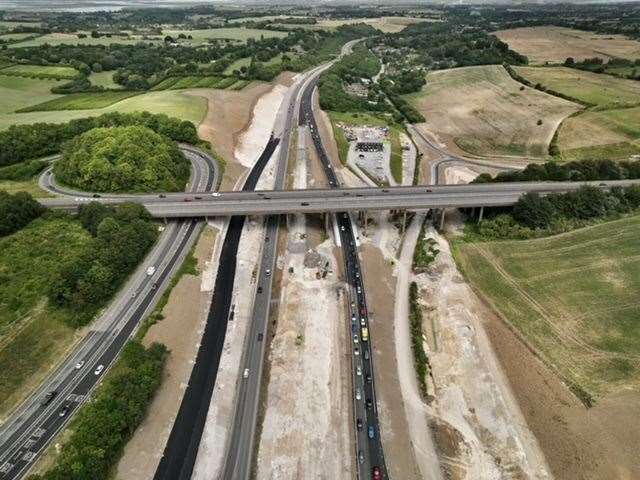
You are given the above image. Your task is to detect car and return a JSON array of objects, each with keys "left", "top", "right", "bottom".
[
  {"left": 92, "top": 193, "right": 101, "bottom": 198},
  {"left": 353, "top": 334, "right": 359, "bottom": 344},
  {"left": 146, "top": 266, "right": 156, "bottom": 276},
  {"left": 351, "top": 324, "right": 357, "bottom": 333},
  {"left": 257, "top": 333, "right": 264, "bottom": 342},
  {"left": 340, "top": 225, "right": 345, "bottom": 231},
  {"left": 356, "top": 366, "right": 362, "bottom": 376},
  {"left": 351, "top": 314, "right": 356, "bottom": 323},
  {"left": 41, "top": 391, "right": 57, "bottom": 406},
  {"left": 425, "top": 188, "right": 432, "bottom": 193},
  {"left": 94, "top": 365, "right": 104, "bottom": 376},
  {"left": 257, "top": 286, "right": 263, "bottom": 293},
  {"left": 360, "top": 306, "right": 367, "bottom": 316},
  {"left": 356, "top": 418, "right": 363, "bottom": 430},
  {"left": 355, "top": 388, "right": 361, "bottom": 401},
  {"left": 364, "top": 350, "right": 369, "bottom": 360},
  {"left": 366, "top": 398, "right": 373, "bottom": 409},
  {"left": 211, "top": 192, "right": 220, "bottom": 197},
  {"left": 366, "top": 374, "right": 372, "bottom": 384},
  {"left": 243, "top": 368, "right": 250, "bottom": 379},
  {"left": 265, "top": 236, "right": 270, "bottom": 242},
  {"left": 194, "top": 196, "right": 202, "bottom": 200},
  {"left": 355, "top": 271, "right": 360, "bottom": 278},
  {"left": 301, "top": 202, "right": 309, "bottom": 206},
  {"left": 75, "top": 360, "right": 85, "bottom": 370},
  {"left": 59, "top": 405, "right": 70, "bottom": 417},
  {"left": 183, "top": 198, "right": 192, "bottom": 202},
  {"left": 151, "top": 282, "right": 158, "bottom": 290},
  {"left": 131, "top": 291, "right": 137, "bottom": 298},
  {"left": 354, "top": 347, "right": 360, "bottom": 356},
  {"left": 263, "top": 196, "right": 271, "bottom": 200},
  {"left": 368, "top": 425, "right": 375, "bottom": 439},
  {"left": 382, "top": 189, "right": 389, "bottom": 193},
  {"left": 360, "top": 317, "right": 366, "bottom": 326},
  {"left": 372, "top": 466, "right": 382, "bottom": 480},
  {"left": 343, "top": 213, "right": 348, "bottom": 218},
  {"left": 159, "top": 194, "right": 166, "bottom": 198},
  {"left": 357, "top": 286, "right": 362, "bottom": 294},
  {"left": 358, "top": 450, "right": 365, "bottom": 464}
]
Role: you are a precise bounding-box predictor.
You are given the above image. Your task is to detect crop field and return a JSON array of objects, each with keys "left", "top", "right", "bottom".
[
  {"left": 317, "top": 16, "right": 431, "bottom": 33},
  {"left": 495, "top": 26, "right": 640, "bottom": 65},
  {"left": 514, "top": 66, "right": 640, "bottom": 107},
  {"left": 151, "top": 75, "right": 245, "bottom": 91},
  {"left": 1, "top": 64, "right": 79, "bottom": 80},
  {"left": 0, "top": 32, "right": 35, "bottom": 41},
  {"left": 0, "top": 75, "right": 63, "bottom": 114},
  {"left": 406, "top": 65, "right": 580, "bottom": 158},
  {"left": 0, "top": 89, "right": 207, "bottom": 130},
  {"left": 557, "top": 106, "right": 640, "bottom": 161},
  {"left": 163, "top": 27, "right": 287, "bottom": 45},
  {"left": 454, "top": 215, "right": 640, "bottom": 400},
  {"left": 0, "top": 216, "right": 91, "bottom": 415},
  {"left": 17, "top": 91, "right": 140, "bottom": 112}
]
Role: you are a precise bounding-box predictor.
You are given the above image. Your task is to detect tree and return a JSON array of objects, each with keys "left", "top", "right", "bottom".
[{"left": 513, "top": 193, "right": 556, "bottom": 229}]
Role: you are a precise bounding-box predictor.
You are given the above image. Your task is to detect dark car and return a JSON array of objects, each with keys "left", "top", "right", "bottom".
[
  {"left": 368, "top": 425, "right": 375, "bottom": 439},
  {"left": 183, "top": 198, "right": 192, "bottom": 202},
  {"left": 159, "top": 194, "right": 166, "bottom": 198},
  {"left": 366, "top": 374, "right": 372, "bottom": 384},
  {"left": 59, "top": 405, "right": 70, "bottom": 417},
  {"left": 366, "top": 398, "right": 373, "bottom": 409},
  {"left": 301, "top": 202, "right": 309, "bottom": 206},
  {"left": 257, "top": 333, "right": 264, "bottom": 342},
  {"left": 41, "top": 390, "right": 57, "bottom": 406},
  {"left": 357, "top": 418, "right": 363, "bottom": 430},
  {"left": 194, "top": 196, "right": 202, "bottom": 200},
  {"left": 92, "top": 193, "right": 101, "bottom": 198},
  {"left": 257, "top": 286, "right": 263, "bottom": 294}
]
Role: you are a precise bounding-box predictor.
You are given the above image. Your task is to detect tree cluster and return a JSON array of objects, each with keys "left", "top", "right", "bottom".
[
  {"left": 473, "top": 158, "right": 640, "bottom": 183},
  {"left": 0, "top": 111, "right": 200, "bottom": 168},
  {"left": 48, "top": 203, "right": 158, "bottom": 325},
  {"left": 54, "top": 125, "right": 190, "bottom": 193},
  {"left": 0, "top": 191, "right": 46, "bottom": 237},
  {"left": 28, "top": 340, "right": 168, "bottom": 480}
]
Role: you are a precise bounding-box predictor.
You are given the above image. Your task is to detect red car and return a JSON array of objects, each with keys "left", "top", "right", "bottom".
[{"left": 372, "top": 466, "right": 382, "bottom": 480}]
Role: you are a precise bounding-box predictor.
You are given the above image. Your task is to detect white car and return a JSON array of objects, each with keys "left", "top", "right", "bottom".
[
  {"left": 94, "top": 365, "right": 104, "bottom": 376},
  {"left": 211, "top": 192, "right": 221, "bottom": 197},
  {"left": 146, "top": 266, "right": 156, "bottom": 276},
  {"left": 75, "top": 360, "right": 85, "bottom": 370},
  {"left": 354, "top": 347, "right": 360, "bottom": 356},
  {"left": 356, "top": 366, "right": 362, "bottom": 376},
  {"left": 360, "top": 318, "right": 366, "bottom": 326},
  {"left": 353, "top": 334, "right": 359, "bottom": 344},
  {"left": 243, "top": 368, "right": 250, "bottom": 379},
  {"left": 355, "top": 388, "right": 362, "bottom": 401}
]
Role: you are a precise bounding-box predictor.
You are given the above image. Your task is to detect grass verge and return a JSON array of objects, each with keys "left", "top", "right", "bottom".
[
  {"left": 409, "top": 282, "right": 429, "bottom": 398},
  {"left": 16, "top": 91, "right": 140, "bottom": 112}
]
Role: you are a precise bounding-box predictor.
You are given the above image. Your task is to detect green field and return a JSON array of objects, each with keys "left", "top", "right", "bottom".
[
  {"left": 18, "top": 91, "right": 140, "bottom": 112},
  {"left": 223, "top": 56, "right": 251, "bottom": 75},
  {"left": 1, "top": 64, "right": 79, "bottom": 80},
  {"left": 151, "top": 75, "right": 242, "bottom": 91},
  {"left": 9, "top": 32, "right": 154, "bottom": 48},
  {"left": 0, "top": 216, "right": 91, "bottom": 415},
  {"left": 0, "top": 89, "right": 207, "bottom": 130},
  {"left": 0, "top": 75, "right": 63, "bottom": 114},
  {"left": 454, "top": 215, "right": 640, "bottom": 400},
  {"left": 88, "top": 70, "right": 122, "bottom": 89},
  {"left": 0, "top": 178, "right": 52, "bottom": 197},
  {"left": 0, "top": 32, "right": 35, "bottom": 41},
  {"left": 514, "top": 66, "right": 640, "bottom": 107},
  {"left": 163, "top": 27, "right": 287, "bottom": 45}
]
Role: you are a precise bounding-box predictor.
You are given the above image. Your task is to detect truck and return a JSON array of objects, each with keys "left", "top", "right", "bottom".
[{"left": 361, "top": 327, "right": 369, "bottom": 342}]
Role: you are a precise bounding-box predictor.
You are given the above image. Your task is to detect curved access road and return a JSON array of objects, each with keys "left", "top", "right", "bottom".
[{"left": 0, "top": 145, "right": 218, "bottom": 480}]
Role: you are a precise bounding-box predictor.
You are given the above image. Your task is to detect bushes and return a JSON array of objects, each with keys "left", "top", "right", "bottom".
[
  {"left": 409, "top": 282, "right": 429, "bottom": 398},
  {"left": 0, "top": 190, "right": 46, "bottom": 237},
  {"left": 0, "top": 159, "right": 47, "bottom": 181},
  {"left": 47, "top": 202, "right": 158, "bottom": 326},
  {"left": 0, "top": 111, "right": 201, "bottom": 168},
  {"left": 29, "top": 340, "right": 168, "bottom": 480}
]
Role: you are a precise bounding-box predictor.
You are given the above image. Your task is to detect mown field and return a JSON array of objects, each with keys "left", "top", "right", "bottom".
[
  {"left": 151, "top": 75, "right": 247, "bottom": 91},
  {"left": 495, "top": 26, "right": 640, "bottom": 64},
  {"left": 453, "top": 215, "right": 640, "bottom": 400},
  {"left": 0, "top": 89, "right": 207, "bottom": 130},
  {"left": 514, "top": 66, "right": 640, "bottom": 107},
  {"left": 163, "top": 27, "right": 287, "bottom": 44},
  {"left": 406, "top": 65, "right": 580, "bottom": 158},
  {"left": 0, "top": 75, "right": 63, "bottom": 114},
  {"left": 0, "top": 216, "right": 91, "bottom": 416},
  {"left": 88, "top": 70, "right": 122, "bottom": 89},
  {"left": 17, "top": 91, "right": 140, "bottom": 112},
  {"left": 0, "top": 64, "right": 79, "bottom": 80},
  {"left": 513, "top": 66, "right": 640, "bottom": 160}
]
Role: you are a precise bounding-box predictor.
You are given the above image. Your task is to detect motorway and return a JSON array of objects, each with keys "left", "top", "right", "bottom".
[
  {"left": 298, "top": 67, "right": 389, "bottom": 477},
  {"left": 0, "top": 146, "right": 218, "bottom": 480},
  {"left": 40, "top": 179, "right": 640, "bottom": 217}
]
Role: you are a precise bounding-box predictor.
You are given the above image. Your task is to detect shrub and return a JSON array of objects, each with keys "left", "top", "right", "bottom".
[{"left": 0, "top": 190, "right": 46, "bottom": 237}]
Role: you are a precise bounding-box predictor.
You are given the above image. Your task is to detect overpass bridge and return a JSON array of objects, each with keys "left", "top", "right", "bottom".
[{"left": 39, "top": 179, "right": 639, "bottom": 218}]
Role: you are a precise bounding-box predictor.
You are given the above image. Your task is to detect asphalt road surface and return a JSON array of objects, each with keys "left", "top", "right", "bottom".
[
  {"left": 0, "top": 146, "right": 218, "bottom": 480},
  {"left": 298, "top": 73, "right": 389, "bottom": 477}
]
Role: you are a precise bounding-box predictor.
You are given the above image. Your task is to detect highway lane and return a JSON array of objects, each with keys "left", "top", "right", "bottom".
[
  {"left": 220, "top": 44, "right": 350, "bottom": 480},
  {"left": 299, "top": 71, "right": 388, "bottom": 477},
  {"left": 0, "top": 146, "right": 218, "bottom": 480},
  {"left": 40, "top": 179, "right": 640, "bottom": 217}
]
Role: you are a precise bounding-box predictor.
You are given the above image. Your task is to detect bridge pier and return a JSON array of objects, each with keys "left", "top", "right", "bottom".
[
  {"left": 478, "top": 206, "right": 484, "bottom": 223},
  {"left": 439, "top": 209, "right": 445, "bottom": 231}
]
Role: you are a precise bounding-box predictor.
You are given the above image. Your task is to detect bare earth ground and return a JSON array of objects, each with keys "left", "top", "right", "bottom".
[
  {"left": 186, "top": 71, "right": 295, "bottom": 190},
  {"left": 407, "top": 65, "right": 580, "bottom": 160},
  {"left": 417, "top": 228, "right": 551, "bottom": 480},
  {"left": 116, "top": 226, "right": 218, "bottom": 479},
  {"left": 494, "top": 26, "right": 640, "bottom": 65}
]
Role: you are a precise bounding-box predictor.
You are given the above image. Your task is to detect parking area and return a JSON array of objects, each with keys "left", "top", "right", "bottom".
[{"left": 343, "top": 125, "right": 392, "bottom": 185}]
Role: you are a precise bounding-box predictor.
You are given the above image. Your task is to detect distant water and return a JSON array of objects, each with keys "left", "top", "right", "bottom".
[{"left": 0, "top": 0, "right": 207, "bottom": 11}]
